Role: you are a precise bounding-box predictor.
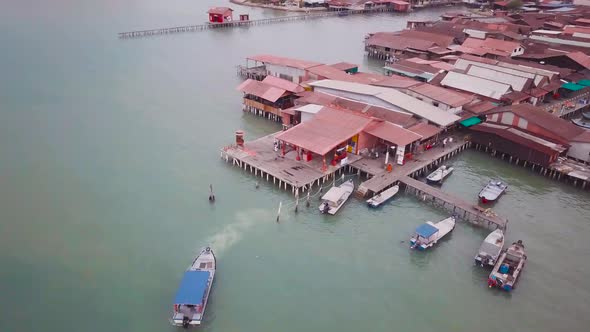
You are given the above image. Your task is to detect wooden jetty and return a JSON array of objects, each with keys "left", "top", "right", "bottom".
[
  {"left": 354, "top": 140, "right": 470, "bottom": 197},
  {"left": 220, "top": 133, "right": 361, "bottom": 196},
  {"left": 400, "top": 176, "right": 507, "bottom": 230},
  {"left": 118, "top": 8, "right": 395, "bottom": 39}
]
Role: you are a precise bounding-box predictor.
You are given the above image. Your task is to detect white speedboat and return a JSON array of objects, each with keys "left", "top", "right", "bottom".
[
  {"left": 319, "top": 179, "right": 354, "bottom": 215},
  {"left": 367, "top": 185, "right": 399, "bottom": 208},
  {"left": 488, "top": 240, "right": 526, "bottom": 292},
  {"left": 171, "top": 247, "right": 216, "bottom": 327},
  {"left": 426, "top": 165, "right": 454, "bottom": 185},
  {"left": 478, "top": 180, "right": 508, "bottom": 204},
  {"left": 475, "top": 229, "right": 505, "bottom": 267},
  {"left": 410, "top": 216, "right": 456, "bottom": 250}
]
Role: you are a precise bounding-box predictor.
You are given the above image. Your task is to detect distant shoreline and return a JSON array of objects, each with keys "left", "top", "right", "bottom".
[{"left": 229, "top": 0, "right": 328, "bottom": 12}]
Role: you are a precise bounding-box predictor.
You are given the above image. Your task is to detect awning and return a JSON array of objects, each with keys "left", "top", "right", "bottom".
[
  {"left": 416, "top": 223, "right": 438, "bottom": 238},
  {"left": 577, "top": 79, "right": 590, "bottom": 87},
  {"left": 460, "top": 117, "right": 483, "bottom": 127},
  {"left": 173, "top": 271, "right": 210, "bottom": 305},
  {"left": 561, "top": 82, "right": 586, "bottom": 91}
]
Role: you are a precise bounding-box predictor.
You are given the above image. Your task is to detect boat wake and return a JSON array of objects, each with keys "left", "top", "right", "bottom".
[{"left": 204, "top": 208, "right": 271, "bottom": 256}]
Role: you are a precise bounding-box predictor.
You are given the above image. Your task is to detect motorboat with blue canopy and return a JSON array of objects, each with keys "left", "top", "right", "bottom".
[
  {"left": 410, "top": 216, "right": 456, "bottom": 250},
  {"left": 171, "top": 247, "right": 216, "bottom": 327}
]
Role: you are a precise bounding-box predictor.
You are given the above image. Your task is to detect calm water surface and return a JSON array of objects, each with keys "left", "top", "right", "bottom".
[{"left": 1, "top": 1, "right": 589, "bottom": 331}]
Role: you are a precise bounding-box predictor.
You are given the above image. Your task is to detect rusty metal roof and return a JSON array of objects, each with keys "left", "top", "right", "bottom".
[
  {"left": 406, "top": 122, "right": 442, "bottom": 140},
  {"left": 247, "top": 55, "right": 323, "bottom": 70},
  {"left": 364, "top": 121, "right": 422, "bottom": 146},
  {"left": 409, "top": 83, "right": 473, "bottom": 107},
  {"left": 207, "top": 7, "right": 233, "bottom": 15},
  {"left": 262, "top": 76, "right": 305, "bottom": 93},
  {"left": 275, "top": 107, "right": 373, "bottom": 155},
  {"left": 236, "top": 79, "right": 286, "bottom": 103}
]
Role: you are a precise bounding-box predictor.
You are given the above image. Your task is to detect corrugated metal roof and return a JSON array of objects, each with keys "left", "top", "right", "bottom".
[
  {"left": 294, "top": 104, "right": 323, "bottom": 114},
  {"left": 485, "top": 104, "right": 585, "bottom": 141},
  {"left": 464, "top": 101, "right": 498, "bottom": 114},
  {"left": 409, "top": 83, "right": 473, "bottom": 107},
  {"left": 366, "top": 32, "right": 437, "bottom": 52},
  {"left": 275, "top": 107, "right": 373, "bottom": 155},
  {"left": 310, "top": 80, "right": 460, "bottom": 127},
  {"left": 364, "top": 121, "right": 422, "bottom": 146},
  {"left": 262, "top": 76, "right": 304, "bottom": 93},
  {"left": 247, "top": 55, "right": 323, "bottom": 70},
  {"left": 237, "top": 79, "right": 286, "bottom": 102},
  {"left": 471, "top": 123, "right": 566, "bottom": 154},
  {"left": 466, "top": 65, "right": 532, "bottom": 92},
  {"left": 407, "top": 122, "right": 441, "bottom": 139},
  {"left": 330, "top": 62, "right": 358, "bottom": 71},
  {"left": 440, "top": 71, "right": 511, "bottom": 101}
]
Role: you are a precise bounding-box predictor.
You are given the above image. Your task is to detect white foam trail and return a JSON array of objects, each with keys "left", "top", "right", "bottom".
[{"left": 205, "top": 208, "right": 272, "bottom": 256}]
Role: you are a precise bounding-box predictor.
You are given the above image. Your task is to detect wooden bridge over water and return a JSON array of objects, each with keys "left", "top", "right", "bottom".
[{"left": 118, "top": 7, "right": 396, "bottom": 39}]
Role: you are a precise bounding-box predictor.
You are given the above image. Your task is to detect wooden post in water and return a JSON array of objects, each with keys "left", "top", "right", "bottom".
[
  {"left": 306, "top": 191, "right": 311, "bottom": 207},
  {"left": 276, "top": 201, "right": 282, "bottom": 223},
  {"left": 209, "top": 184, "right": 215, "bottom": 202}
]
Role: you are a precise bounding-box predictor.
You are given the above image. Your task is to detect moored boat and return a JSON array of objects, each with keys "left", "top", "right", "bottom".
[
  {"left": 488, "top": 240, "right": 526, "bottom": 292},
  {"left": 475, "top": 229, "right": 505, "bottom": 267},
  {"left": 319, "top": 179, "right": 354, "bottom": 215},
  {"left": 478, "top": 180, "right": 507, "bottom": 204},
  {"left": 171, "top": 247, "right": 216, "bottom": 327},
  {"left": 367, "top": 185, "right": 399, "bottom": 208},
  {"left": 426, "top": 165, "right": 454, "bottom": 185},
  {"left": 410, "top": 216, "right": 456, "bottom": 250}
]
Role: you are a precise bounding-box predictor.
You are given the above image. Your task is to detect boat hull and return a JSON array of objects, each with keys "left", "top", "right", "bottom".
[{"left": 171, "top": 247, "right": 216, "bottom": 327}]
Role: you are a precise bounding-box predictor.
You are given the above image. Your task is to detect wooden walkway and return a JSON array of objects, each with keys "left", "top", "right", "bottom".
[
  {"left": 220, "top": 133, "right": 361, "bottom": 196},
  {"left": 400, "top": 176, "right": 508, "bottom": 230},
  {"left": 355, "top": 139, "right": 470, "bottom": 196},
  {"left": 119, "top": 8, "right": 395, "bottom": 38}
]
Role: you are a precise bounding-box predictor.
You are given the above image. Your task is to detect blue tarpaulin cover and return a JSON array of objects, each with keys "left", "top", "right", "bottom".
[
  {"left": 174, "top": 271, "right": 210, "bottom": 305},
  {"left": 416, "top": 223, "right": 438, "bottom": 238}
]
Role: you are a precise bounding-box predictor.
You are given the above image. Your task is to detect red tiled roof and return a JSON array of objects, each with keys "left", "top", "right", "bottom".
[
  {"left": 275, "top": 107, "right": 373, "bottom": 155},
  {"left": 247, "top": 55, "right": 323, "bottom": 70},
  {"left": 237, "top": 79, "right": 286, "bottom": 102},
  {"left": 407, "top": 122, "right": 442, "bottom": 140},
  {"left": 207, "top": 7, "right": 233, "bottom": 15},
  {"left": 262, "top": 76, "right": 304, "bottom": 93},
  {"left": 364, "top": 121, "right": 422, "bottom": 146},
  {"left": 409, "top": 83, "right": 473, "bottom": 107}
]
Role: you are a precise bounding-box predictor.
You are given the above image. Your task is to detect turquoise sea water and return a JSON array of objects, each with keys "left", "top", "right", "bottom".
[{"left": 1, "top": 1, "right": 589, "bottom": 331}]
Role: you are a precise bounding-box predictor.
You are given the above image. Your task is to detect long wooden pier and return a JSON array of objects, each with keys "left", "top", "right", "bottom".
[
  {"left": 400, "top": 176, "right": 508, "bottom": 230},
  {"left": 118, "top": 8, "right": 396, "bottom": 39}
]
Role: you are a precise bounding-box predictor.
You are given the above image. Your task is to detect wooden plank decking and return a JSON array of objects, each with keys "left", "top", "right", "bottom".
[{"left": 400, "top": 176, "right": 508, "bottom": 230}]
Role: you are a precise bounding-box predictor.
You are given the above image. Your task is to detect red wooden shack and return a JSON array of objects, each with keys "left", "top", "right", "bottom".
[
  {"left": 392, "top": 1, "right": 410, "bottom": 12},
  {"left": 208, "top": 7, "right": 233, "bottom": 23}
]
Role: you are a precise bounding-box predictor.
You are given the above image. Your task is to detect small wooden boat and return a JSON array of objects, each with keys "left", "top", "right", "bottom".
[
  {"left": 478, "top": 180, "right": 507, "bottom": 204},
  {"left": 319, "top": 180, "right": 354, "bottom": 215},
  {"left": 488, "top": 240, "right": 526, "bottom": 292},
  {"left": 426, "top": 165, "right": 454, "bottom": 185},
  {"left": 171, "top": 247, "right": 216, "bottom": 327},
  {"left": 475, "top": 229, "right": 504, "bottom": 267},
  {"left": 367, "top": 185, "right": 399, "bottom": 208},
  {"left": 410, "top": 216, "right": 456, "bottom": 250}
]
